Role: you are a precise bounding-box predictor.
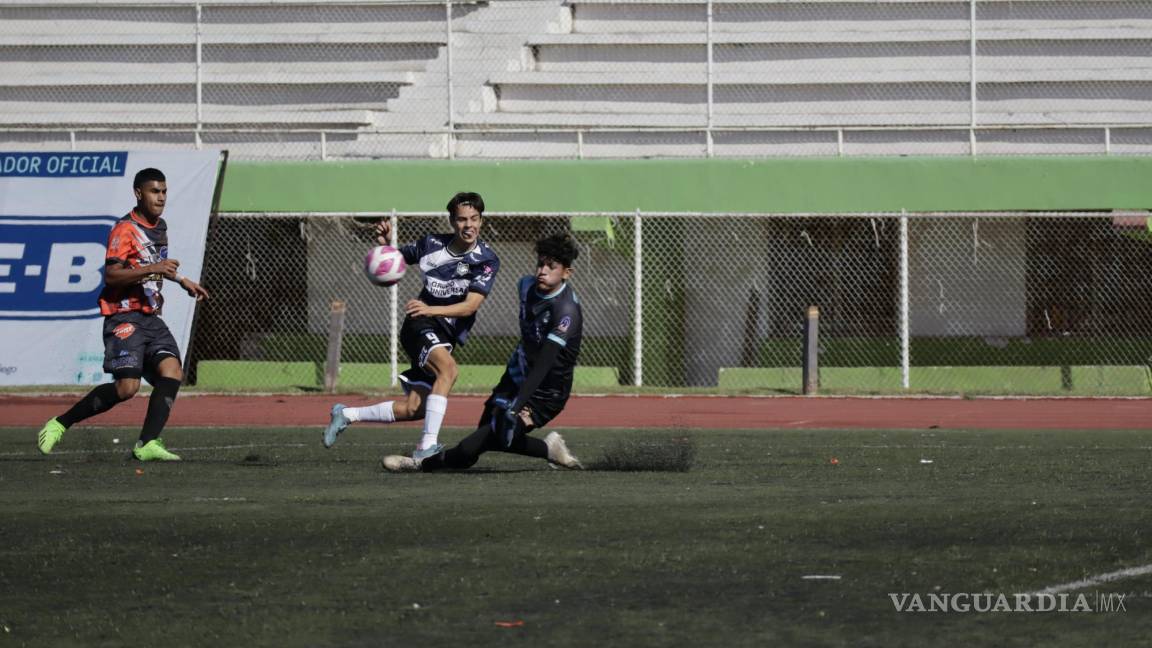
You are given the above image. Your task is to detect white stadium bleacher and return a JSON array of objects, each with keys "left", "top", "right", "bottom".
[
  {"left": 0, "top": 0, "right": 461, "bottom": 158},
  {"left": 1, "top": 0, "right": 1150, "bottom": 158}
]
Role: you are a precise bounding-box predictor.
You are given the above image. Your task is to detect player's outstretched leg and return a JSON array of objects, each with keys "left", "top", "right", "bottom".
[
  {"left": 38, "top": 382, "right": 129, "bottom": 454},
  {"left": 329, "top": 380, "right": 430, "bottom": 449},
  {"left": 384, "top": 424, "right": 492, "bottom": 473},
  {"left": 544, "top": 432, "right": 583, "bottom": 470},
  {"left": 322, "top": 403, "right": 350, "bottom": 448}
]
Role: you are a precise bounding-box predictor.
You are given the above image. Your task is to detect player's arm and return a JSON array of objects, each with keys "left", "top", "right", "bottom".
[
  {"left": 508, "top": 307, "right": 577, "bottom": 415},
  {"left": 495, "top": 339, "right": 563, "bottom": 447},
  {"left": 103, "top": 258, "right": 181, "bottom": 288},
  {"left": 103, "top": 223, "right": 181, "bottom": 288},
  {"left": 501, "top": 304, "right": 580, "bottom": 444},
  {"left": 374, "top": 220, "right": 420, "bottom": 263},
  {"left": 510, "top": 341, "right": 562, "bottom": 412},
  {"left": 405, "top": 291, "right": 485, "bottom": 318},
  {"left": 176, "top": 276, "right": 210, "bottom": 302}
]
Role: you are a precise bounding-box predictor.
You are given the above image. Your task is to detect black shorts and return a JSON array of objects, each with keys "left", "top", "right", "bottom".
[
  {"left": 398, "top": 367, "right": 435, "bottom": 394},
  {"left": 399, "top": 316, "right": 455, "bottom": 370},
  {"left": 476, "top": 369, "right": 568, "bottom": 433},
  {"left": 102, "top": 312, "right": 181, "bottom": 381}
]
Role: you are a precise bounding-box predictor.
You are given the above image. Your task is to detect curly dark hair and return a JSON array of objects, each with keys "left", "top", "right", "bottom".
[{"left": 535, "top": 233, "right": 579, "bottom": 267}]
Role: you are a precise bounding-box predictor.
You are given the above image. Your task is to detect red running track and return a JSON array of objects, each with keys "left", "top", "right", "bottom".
[{"left": 3, "top": 394, "right": 1152, "bottom": 430}]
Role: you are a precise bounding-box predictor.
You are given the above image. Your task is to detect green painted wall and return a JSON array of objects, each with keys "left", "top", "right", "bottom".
[{"left": 219, "top": 157, "right": 1152, "bottom": 213}]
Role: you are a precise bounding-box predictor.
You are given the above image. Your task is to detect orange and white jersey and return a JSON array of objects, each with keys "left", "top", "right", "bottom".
[{"left": 97, "top": 210, "right": 169, "bottom": 316}]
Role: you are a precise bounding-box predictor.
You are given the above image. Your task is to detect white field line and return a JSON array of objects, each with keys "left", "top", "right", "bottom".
[
  {"left": 8, "top": 392, "right": 1152, "bottom": 401},
  {"left": 1029, "top": 564, "right": 1152, "bottom": 596},
  {"left": 6, "top": 442, "right": 1152, "bottom": 458},
  {"left": 0, "top": 440, "right": 426, "bottom": 458},
  {"left": 0, "top": 443, "right": 308, "bottom": 457}
]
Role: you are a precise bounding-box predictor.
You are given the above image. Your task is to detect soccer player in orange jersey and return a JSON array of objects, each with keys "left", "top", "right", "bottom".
[{"left": 36, "top": 168, "right": 210, "bottom": 461}]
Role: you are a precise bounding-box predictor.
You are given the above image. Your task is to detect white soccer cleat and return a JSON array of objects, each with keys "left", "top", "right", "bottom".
[
  {"left": 382, "top": 454, "right": 421, "bottom": 473},
  {"left": 543, "top": 431, "right": 583, "bottom": 470}
]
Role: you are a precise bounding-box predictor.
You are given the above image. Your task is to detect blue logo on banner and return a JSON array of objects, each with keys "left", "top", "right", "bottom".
[
  {"left": 0, "top": 216, "right": 116, "bottom": 319},
  {"left": 0, "top": 152, "right": 127, "bottom": 177}
]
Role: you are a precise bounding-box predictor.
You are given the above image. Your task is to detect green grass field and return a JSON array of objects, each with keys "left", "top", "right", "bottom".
[{"left": 2, "top": 426, "right": 1151, "bottom": 646}]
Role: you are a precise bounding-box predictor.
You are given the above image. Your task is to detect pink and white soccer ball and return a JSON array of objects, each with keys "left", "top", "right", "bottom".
[{"left": 364, "top": 245, "right": 407, "bottom": 286}]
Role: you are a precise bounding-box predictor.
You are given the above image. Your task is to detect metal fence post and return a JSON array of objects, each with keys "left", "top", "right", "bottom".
[
  {"left": 633, "top": 209, "right": 643, "bottom": 387},
  {"left": 389, "top": 209, "right": 399, "bottom": 387},
  {"left": 969, "top": 0, "right": 977, "bottom": 156},
  {"left": 899, "top": 210, "right": 911, "bottom": 390},
  {"left": 445, "top": 0, "right": 455, "bottom": 160},
  {"left": 705, "top": 0, "right": 714, "bottom": 158},
  {"left": 195, "top": 2, "right": 203, "bottom": 145}
]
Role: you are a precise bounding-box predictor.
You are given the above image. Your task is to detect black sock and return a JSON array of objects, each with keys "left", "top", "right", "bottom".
[
  {"left": 57, "top": 383, "right": 124, "bottom": 429},
  {"left": 139, "top": 377, "right": 181, "bottom": 444},
  {"left": 511, "top": 435, "right": 549, "bottom": 460},
  {"left": 423, "top": 425, "right": 493, "bottom": 471}
]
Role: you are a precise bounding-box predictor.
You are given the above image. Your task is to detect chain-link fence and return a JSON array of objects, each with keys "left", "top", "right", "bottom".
[
  {"left": 188, "top": 211, "right": 1152, "bottom": 395},
  {"left": 2, "top": 0, "right": 1151, "bottom": 159}
]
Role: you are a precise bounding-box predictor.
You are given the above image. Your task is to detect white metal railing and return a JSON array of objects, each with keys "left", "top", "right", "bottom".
[{"left": 7, "top": 124, "right": 1151, "bottom": 160}]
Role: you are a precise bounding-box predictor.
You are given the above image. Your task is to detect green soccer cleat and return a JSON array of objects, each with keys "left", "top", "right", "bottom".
[
  {"left": 133, "top": 438, "right": 182, "bottom": 462},
  {"left": 37, "top": 418, "right": 66, "bottom": 455}
]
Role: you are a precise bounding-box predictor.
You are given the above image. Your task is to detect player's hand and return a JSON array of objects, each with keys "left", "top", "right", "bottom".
[
  {"left": 151, "top": 259, "right": 181, "bottom": 279},
  {"left": 180, "top": 277, "right": 210, "bottom": 302},
  {"left": 374, "top": 219, "right": 392, "bottom": 245},
  {"left": 500, "top": 407, "right": 519, "bottom": 448},
  {"left": 517, "top": 407, "right": 533, "bottom": 427},
  {"left": 404, "top": 299, "right": 434, "bottom": 317}
]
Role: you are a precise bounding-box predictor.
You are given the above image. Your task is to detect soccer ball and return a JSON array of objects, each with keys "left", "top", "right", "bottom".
[{"left": 364, "top": 245, "right": 407, "bottom": 286}]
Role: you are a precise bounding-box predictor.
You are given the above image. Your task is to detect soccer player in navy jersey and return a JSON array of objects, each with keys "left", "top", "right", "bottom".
[
  {"left": 323, "top": 192, "right": 500, "bottom": 460},
  {"left": 36, "top": 168, "right": 210, "bottom": 461},
  {"left": 382, "top": 233, "right": 584, "bottom": 472}
]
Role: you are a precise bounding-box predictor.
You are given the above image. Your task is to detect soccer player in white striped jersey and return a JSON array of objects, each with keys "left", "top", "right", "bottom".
[{"left": 322, "top": 192, "right": 500, "bottom": 459}]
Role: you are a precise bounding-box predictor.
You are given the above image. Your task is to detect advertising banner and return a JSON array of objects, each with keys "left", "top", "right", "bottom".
[{"left": 0, "top": 151, "right": 221, "bottom": 385}]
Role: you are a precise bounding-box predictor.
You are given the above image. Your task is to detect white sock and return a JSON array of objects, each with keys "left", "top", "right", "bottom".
[
  {"left": 420, "top": 394, "right": 448, "bottom": 449},
  {"left": 343, "top": 401, "right": 395, "bottom": 423}
]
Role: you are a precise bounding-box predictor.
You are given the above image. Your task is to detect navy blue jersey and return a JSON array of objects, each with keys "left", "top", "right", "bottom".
[
  {"left": 506, "top": 275, "right": 583, "bottom": 399},
  {"left": 399, "top": 233, "right": 500, "bottom": 344}
]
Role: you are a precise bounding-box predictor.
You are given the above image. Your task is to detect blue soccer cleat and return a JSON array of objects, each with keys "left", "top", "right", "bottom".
[
  {"left": 323, "top": 404, "right": 350, "bottom": 449},
  {"left": 412, "top": 443, "right": 444, "bottom": 461}
]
